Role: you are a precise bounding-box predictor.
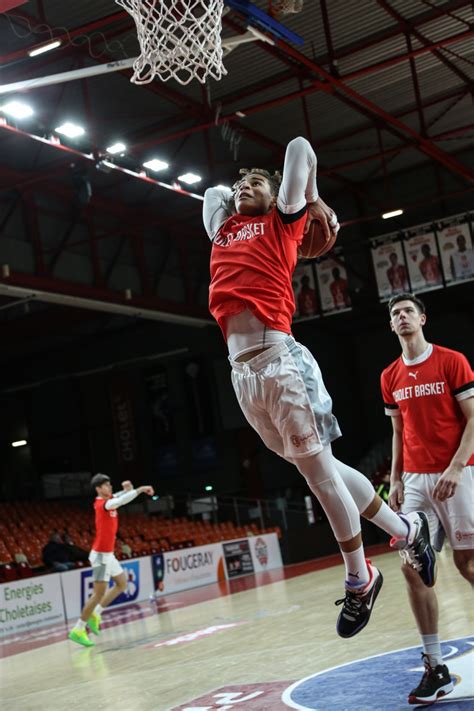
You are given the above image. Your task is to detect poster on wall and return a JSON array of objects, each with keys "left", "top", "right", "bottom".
[
  {"left": 292, "top": 262, "right": 319, "bottom": 320},
  {"left": 314, "top": 251, "right": 351, "bottom": 315},
  {"left": 222, "top": 539, "right": 255, "bottom": 579},
  {"left": 436, "top": 214, "right": 474, "bottom": 286},
  {"left": 371, "top": 235, "right": 409, "bottom": 301},
  {"left": 403, "top": 225, "right": 443, "bottom": 293}
]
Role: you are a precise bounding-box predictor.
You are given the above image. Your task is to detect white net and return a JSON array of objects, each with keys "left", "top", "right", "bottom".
[
  {"left": 116, "top": 0, "right": 227, "bottom": 86},
  {"left": 271, "top": 0, "right": 304, "bottom": 15}
]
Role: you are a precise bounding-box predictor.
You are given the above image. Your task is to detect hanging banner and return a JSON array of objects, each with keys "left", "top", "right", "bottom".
[
  {"left": 315, "top": 252, "right": 351, "bottom": 315},
  {"left": 371, "top": 234, "right": 409, "bottom": 301},
  {"left": 147, "top": 367, "right": 178, "bottom": 479},
  {"left": 293, "top": 262, "right": 319, "bottom": 320},
  {"left": 403, "top": 224, "right": 443, "bottom": 293},
  {"left": 436, "top": 214, "right": 474, "bottom": 286},
  {"left": 109, "top": 373, "right": 141, "bottom": 479}
]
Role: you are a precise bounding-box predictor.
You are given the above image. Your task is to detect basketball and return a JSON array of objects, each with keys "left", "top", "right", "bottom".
[{"left": 298, "top": 220, "right": 338, "bottom": 259}]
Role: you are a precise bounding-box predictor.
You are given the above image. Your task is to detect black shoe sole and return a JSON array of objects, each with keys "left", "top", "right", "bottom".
[
  {"left": 336, "top": 570, "right": 384, "bottom": 639},
  {"left": 417, "top": 511, "right": 437, "bottom": 588}
]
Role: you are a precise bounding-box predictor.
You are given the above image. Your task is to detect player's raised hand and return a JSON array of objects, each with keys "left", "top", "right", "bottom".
[
  {"left": 138, "top": 485, "right": 155, "bottom": 496},
  {"left": 388, "top": 480, "right": 404, "bottom": 511},
  {"left": 304, "top": 196, "right": 339, "bottom": 240},
  {"left": 121, "top": 480, "right": 133, "bottom": 491}
]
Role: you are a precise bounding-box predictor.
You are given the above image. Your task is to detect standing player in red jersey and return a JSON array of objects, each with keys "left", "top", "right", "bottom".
[
  {"left": 419, "top": 243, "right": 442, "bottom": 286},
  {"left": 381, "top": 292, "right": 473, "bottom": 705},
  {"left": 68, "top": 474, "right": 154, "bottom": 647},
  {"left": 203, "top": 136, "right": 436, "bottom": 639}
]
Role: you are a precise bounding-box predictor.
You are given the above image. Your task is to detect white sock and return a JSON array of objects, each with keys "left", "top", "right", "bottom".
[
  {"left": 422, "top": 633, "right": 443, "bottom": 667},
  {"left": 341, "top": 545, "right": 370, "bottom": 588},
  {"left": 74, "top": 618, "right": 86, "bottom": 631},
  {"left": 94, "top": 604, "right": 103, "bottom": 615},
  {"left": 370, "top": 503, "right": 407, "bottom": 539}
]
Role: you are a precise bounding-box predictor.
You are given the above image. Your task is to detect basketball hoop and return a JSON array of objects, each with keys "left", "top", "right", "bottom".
[{"left": 115, "top": 0, "right": 227, "bottom": 86}]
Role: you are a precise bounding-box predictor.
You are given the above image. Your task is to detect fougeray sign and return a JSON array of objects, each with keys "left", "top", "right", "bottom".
[{"left": 0, "top": 574, "right": 65, "bottom": 636}]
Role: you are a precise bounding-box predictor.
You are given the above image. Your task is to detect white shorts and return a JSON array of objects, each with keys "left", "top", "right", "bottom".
[
  {"left": 89, "top": 550, "right": 124, "bottom": 582},
  {"left": 402, "top": 468, "right": 474, "bottom": 551},
  {"left": 230, "top": 336, "right": 341, "bottom": 461}
]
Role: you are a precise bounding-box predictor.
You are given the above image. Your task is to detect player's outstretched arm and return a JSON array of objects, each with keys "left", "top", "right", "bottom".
[
  {"left": 277, "top": 136, "right": 318, "bottom": 216},
  {"left": 278, "top": 137, "right": 338, "bottom": 241},
  {"left": 136, "top": 485, "right": 155, "bottom": 497},
  {"left": 104, "top": 485, "right": 153, "bottom": 510}
]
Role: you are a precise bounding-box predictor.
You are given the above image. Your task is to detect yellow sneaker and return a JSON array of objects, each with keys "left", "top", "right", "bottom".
[
  {"left": 87, "top": 612, "right": 101, "bottom": 636},
  {"left": 68, "top": 628, "right": 95, "bottom": 647}
]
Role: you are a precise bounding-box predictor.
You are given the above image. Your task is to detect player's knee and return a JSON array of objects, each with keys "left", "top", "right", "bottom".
[
  {"left": 453, "top": 551, "right": 474, "bottom": 584},
  {"left": 116, "top": 578, "right": 128, "bottom": 593}
]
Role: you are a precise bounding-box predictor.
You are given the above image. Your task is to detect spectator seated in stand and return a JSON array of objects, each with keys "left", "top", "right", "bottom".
[
  {"left": 42, "top": 531, "right": 76, "bottom": 572},
  {"left": 63, "top": 531, "right": 89, "bottom": 563},
  {"left": 120, "top": 541, "right": 133, "bottom": 558}
]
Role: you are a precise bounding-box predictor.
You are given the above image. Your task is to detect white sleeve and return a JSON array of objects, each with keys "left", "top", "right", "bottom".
[
  {"left": 105, "top": 489, "right": 138, "bottom": 510},
  {"left": 203, "top": 187, "right": 234, "bottom": 241},
  {"left": 277, "top": 136, "right": 319, "bottom": 215}
]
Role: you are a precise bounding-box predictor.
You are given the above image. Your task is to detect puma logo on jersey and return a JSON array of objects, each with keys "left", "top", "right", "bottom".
[{"left": 408, "top": 371, "right": 418, "bottom": 379}]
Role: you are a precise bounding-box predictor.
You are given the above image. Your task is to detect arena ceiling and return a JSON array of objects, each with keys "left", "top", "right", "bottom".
[{"left": 0, "top": 0, "right": 472, "bottom": 368}]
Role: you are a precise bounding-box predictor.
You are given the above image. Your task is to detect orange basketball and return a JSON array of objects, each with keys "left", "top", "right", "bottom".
[{"left": 298, "top": 220, "right": 338, "bottom": 259}]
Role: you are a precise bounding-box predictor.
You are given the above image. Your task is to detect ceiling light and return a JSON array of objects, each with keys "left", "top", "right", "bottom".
[
  {"left": 55, "top": 122, "right": 85, "bottom": 138},
  {"left": 106, "top": 142, "right": 126, "bottom": 154},
  {"left": 1, "top": 101, "right": 33, "bottom": 119},
  {"left": 178, "top": 172, "right": 202, "bottom": 185},
  {"left": 12, "top": 439, "right": 27, "bottom": 447},
  {"left": 28, "top": 40, "right": 62, "bottom": 57},
  {"left": 235, "top": 111, "right": 246, "bottom": 117},
  {"left": 382, "top": 209, "right": 404, "bottom": 219},
  {"left": 205, "top": 485, "right": 213, "bottom": 492},
  {"left": 143, "top": 158, "right": 169, "bottom": 172}
]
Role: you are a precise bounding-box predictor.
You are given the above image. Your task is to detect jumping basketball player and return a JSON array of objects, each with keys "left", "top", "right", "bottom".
[
  {"left": 68, "top": 474, "right": 154, "bottom": 647},
  {"left": 381, "top": 292, "right": 473, "bottom": 704},
  {"left": 203, "top": 136, "right": 436, "bottom": 638}
]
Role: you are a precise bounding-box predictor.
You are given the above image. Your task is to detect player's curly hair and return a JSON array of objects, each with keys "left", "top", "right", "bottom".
[{"left": 232, "top": 168, "right": 282, "bottom": 197}]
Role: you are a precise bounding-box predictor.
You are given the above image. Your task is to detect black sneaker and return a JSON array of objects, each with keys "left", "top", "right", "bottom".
[
  {"left": 390, "top": 511, "right": 437, "bottom": 587},
  {"left": 408, "top": 654, "right": 454, "bottom": 705},
  {"left": 335, "top": 561, "right": 383, "bottom": 638}
]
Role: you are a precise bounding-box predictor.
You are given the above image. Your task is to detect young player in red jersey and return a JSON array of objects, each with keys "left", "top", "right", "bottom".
[
  {"left": 68, "top": 474, "right": 154, "bottom": 647},
  {"left": 203, "top": 136, "right": 435, "bottom": 638},
  {"left": 381, "top": 292, "right": 474, "bottom": 705}
]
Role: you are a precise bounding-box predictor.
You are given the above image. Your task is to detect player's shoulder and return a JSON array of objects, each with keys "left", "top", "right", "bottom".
[
  {"left": 94, "top": 497, "right": 105, "bottom": 509},
  {"left": 433, "top": 344, "right": 470, "bottom": 364},
  {"left": 381, "top": 355, "right": 403, "bottom": 381}
]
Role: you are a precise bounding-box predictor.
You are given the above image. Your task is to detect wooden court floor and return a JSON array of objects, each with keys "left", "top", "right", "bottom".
[{"left": 1, "top": 545, "right": 472, "bottom": 711}]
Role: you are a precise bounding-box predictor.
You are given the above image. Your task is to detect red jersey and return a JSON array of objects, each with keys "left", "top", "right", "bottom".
[
  {"left": 330, "top": 278, "right": 350, "bottom": 308},
  {"left": 381, "top": 345, "right": 474, "bottom": 472},
  {"left": 92, "top": 497, "right": 118, "bottom": 552},
  {"left": 387, "top": 264, "right": 408, "bottom": 292},
  {"left": 209, "top": 206, "right": 306, "bottom": 338},
  {"left": 298, "top": 288, "right": 317, "bottom": 316},
  {"left": 419, "top": 255, "right": 442, "bottom": 285}
]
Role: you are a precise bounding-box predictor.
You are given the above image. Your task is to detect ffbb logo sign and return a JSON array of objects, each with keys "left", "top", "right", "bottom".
[{"left": 80, "top": 561, "right": 140, "bottom": 608}]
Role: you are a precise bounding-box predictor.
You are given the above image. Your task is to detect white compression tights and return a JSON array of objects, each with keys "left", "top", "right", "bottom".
[
  {"left": 292, "top": 448, "right": 364, "bottom": 543},
  {"left": 332, "top": 456, "right": 377, "bottom": 513}
]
